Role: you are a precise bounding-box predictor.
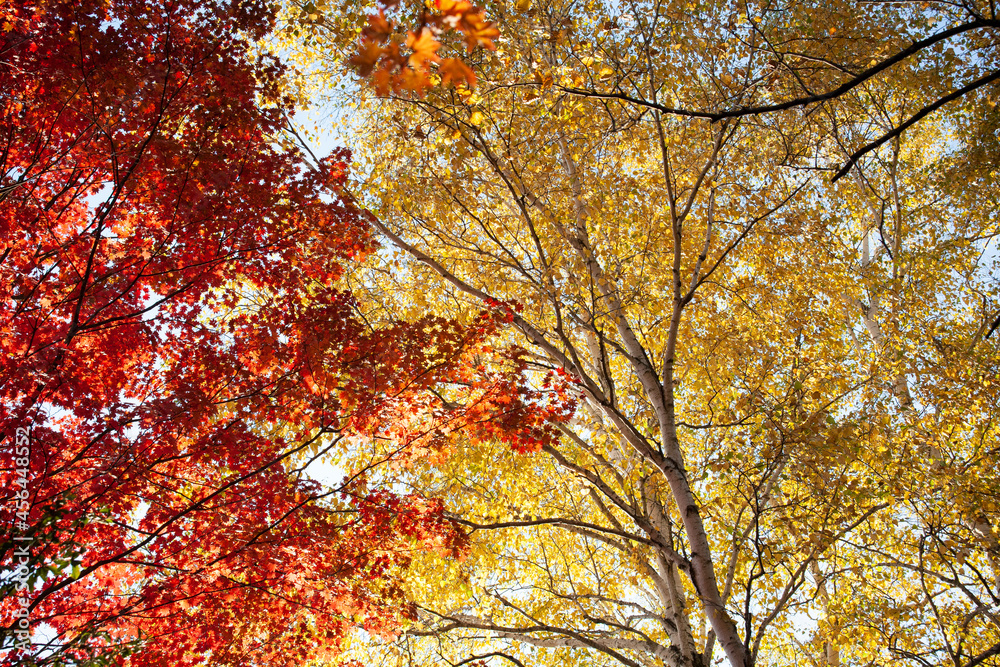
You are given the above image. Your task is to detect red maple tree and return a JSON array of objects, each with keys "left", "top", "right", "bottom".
[{"left": 0, "top": 1, "right": 570, "bottom": 665}]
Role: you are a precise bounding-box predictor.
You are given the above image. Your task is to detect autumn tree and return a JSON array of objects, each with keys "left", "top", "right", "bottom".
[
  {"left": 0, "top": 1, "right": 552, "bottom": 665},
  {"left": 286, "top": 0, "right": 1000, "bottom": 666}
]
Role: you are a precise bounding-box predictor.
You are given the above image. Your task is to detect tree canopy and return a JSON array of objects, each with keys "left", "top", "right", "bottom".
[
  {"left": 4, "top": 0, "right": 1000, "bottom": 666},
  {"left": 1, "top": 1, "right": 546, "bottom": 664},
  {"left": 286, "top": 0, "right": 1000, "bottom": 666}
]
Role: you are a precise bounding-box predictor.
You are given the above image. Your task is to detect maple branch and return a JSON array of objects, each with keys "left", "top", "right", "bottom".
[
  {"left": 194, "top": 443, "right": 352, "bottom": 574},
  {"left": 64, "top": 100, "right": 169, "bottom": 344},
  {"left": 22, "top": 428, "right": 329, "bottom": 616}
]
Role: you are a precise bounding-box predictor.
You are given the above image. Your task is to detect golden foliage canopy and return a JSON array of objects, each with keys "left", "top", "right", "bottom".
[{"left": 282, "top": 1, "right": 1000, "bottom": 666}]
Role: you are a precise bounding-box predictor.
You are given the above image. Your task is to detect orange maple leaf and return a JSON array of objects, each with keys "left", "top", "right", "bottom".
[
  {"left": 438, "top": 58, "right": 476, "bottom": 88},
  {"left": 459, "top": 10, "right": 499, "bottom": 53},
  {"left": 399, "top": 67, "right": 434, "bottom": 97},
  {"left": 406, "top": 27, "right": 441, "bottom": 70},
  {"left": 361, "top": 11, "right": 393, "bottom": 43},
  {"left": 432, "top": 0, "right": 474, "bottom": 13},
  {"left": 349, "top": 40, "right": 385, "bottom": 77},
  {"left": 371, "top": 65, "right": 395, "bottom": 96}
]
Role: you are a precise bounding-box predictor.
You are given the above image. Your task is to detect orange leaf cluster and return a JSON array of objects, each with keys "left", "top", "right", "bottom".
[
  {"left": 348, "top": 0, "right": 497, "bottom": 95},
  {"left": 0, "top": 1, "right": 560, "bottom": 665}
]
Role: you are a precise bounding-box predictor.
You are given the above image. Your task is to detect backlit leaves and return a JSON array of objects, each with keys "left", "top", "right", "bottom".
[{"left": 347, "top": 0, "right": 496, "bottom": 94}]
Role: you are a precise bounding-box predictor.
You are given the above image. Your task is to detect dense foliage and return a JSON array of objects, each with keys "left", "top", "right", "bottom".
[
  {"left": 4, "top": 0, "right": 1000, "bottom": 666},
  {"left": 0, "top": 1, "right": 554, "bottom": 665},
  {"left": 286, "top": 0, "right": 1000, "bottom": 666}
]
